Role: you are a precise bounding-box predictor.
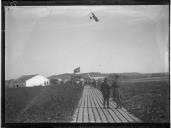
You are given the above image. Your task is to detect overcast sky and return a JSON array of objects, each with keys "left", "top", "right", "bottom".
[{"left": 5, "top": 5, "right": 169, "bottom": 79}]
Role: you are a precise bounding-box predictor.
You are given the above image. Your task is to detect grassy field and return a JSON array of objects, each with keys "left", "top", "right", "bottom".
[
  {"left": 5, "top": 75, "right": 170, "bottom": 123},
  {"left": 96, "top": 77, "right": 169, "bottom": 122},
  {"left": 5, "top": 83, "right": 83, "bottom": 123},
  {"left": 119, "top": 79, "right": 169, "bottom": 122}
]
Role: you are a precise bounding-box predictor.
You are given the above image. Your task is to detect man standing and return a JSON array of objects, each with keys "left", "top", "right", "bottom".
[
  {"left": 93, "top": 79, "right": 96, "bottom": 88},
  {"left": 100, "top": 78, "right": 110, "bottom": 108},
  {"left": 112, "top": 75, "right": 122, "bottom": 108}
]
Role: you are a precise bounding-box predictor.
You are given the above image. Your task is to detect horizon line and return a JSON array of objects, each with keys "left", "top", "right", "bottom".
[{"left": 5, "top": 71, "right": 169, "bottom": 80}]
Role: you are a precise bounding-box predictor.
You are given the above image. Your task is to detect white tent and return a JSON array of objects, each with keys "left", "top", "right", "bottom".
[{"left": 14, "top": 74, "right": 50, "bottom": 87}]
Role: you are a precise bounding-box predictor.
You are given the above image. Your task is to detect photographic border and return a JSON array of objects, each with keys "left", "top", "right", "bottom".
[{"left": 1, "top": 0, "right": 170, "bottom": 127}]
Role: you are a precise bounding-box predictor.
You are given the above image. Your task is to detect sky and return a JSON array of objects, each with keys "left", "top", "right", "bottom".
[{"left": 5, "top": 5, "right": 169, "bottom": 79}]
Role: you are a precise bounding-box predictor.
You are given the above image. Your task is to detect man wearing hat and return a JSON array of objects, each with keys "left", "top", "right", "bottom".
[
  {"left": 100, "top": 77, "right": 110, "bottom": 108},
  {"left": 112, "top": 75, "right": 122, "bottom": 108}
]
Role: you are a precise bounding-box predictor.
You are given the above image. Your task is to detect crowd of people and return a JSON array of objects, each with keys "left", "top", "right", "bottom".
[
  {"left": 71, "top": 74, "right": 122, "bottom": 109},
  {"left": 87, "top": 75, "right": 121, "bottom": 109}
]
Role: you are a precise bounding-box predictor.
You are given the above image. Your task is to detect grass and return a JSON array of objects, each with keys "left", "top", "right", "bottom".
[
  {"left": 5, "top": 83, "right": 83, "bottom": 123},
  {"left": 96, "top": 78, "right": 169, "bottom": 122},
  {"left": 5, "top": 77, "right": 170, "bottom": 123},
  {"left": 119, "top": 80, "right": 170, "bottom": 123}
]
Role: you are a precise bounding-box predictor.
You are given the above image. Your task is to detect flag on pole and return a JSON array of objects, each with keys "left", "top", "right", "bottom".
[{"left": 74, "top": 67, "right": 80, "bottom": 74}]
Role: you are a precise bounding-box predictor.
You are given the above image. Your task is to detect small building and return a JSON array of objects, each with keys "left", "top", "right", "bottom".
[
  {"left": 76, "top": 81, "right": 80, "bottom": 84},
  {"left": 64, "top": 79, "right": 69, "bottom": 83},
  {"left": 14, "top": 74, "right": 50, "bottom": 87},
  {"left": 57, "top": 78, "right": 62, "bottom": 84},
  {"left": 92, "top": 76, "right": 105, "bottom": 81},
  {"left": 49, "top": 78, "right": 58, "bottom": 84}
]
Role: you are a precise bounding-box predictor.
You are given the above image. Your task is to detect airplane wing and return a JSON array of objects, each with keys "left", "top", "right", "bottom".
[
  {"left": 94, "top": 16, "right": 99, "bottom": 22},
  {"left": 91, "top": 12, "right": 99, "bottom": 22}
]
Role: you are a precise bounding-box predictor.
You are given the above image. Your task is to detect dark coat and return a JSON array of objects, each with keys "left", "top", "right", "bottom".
[
  {"left": 112, "top": 80, "right": 118, "bottom": 88},
  {"left": 100, "top": 81, "right": 110, "bottom": 98},
  {"left": 112, "top": 80, "right": 121, "bottom": 100}
]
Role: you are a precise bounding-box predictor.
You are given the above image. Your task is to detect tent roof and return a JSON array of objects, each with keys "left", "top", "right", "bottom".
[{"left": 14, "top": 74, "right": 38, "bottom": 83}]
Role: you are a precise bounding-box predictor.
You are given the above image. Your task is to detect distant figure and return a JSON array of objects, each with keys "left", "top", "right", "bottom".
[
  {"left": 93, "top": 79, "right": 96, "bottom": 88},
  {"left": 100, "top": 78, "right": 110, "bottom": 108},
  {"left": 110, "top": 79, "right": 114, "bottom": 100},
  {"left": 97, "top": 80, "right": 102, "bottom": 90},
  {"left": 112, "top": 75, "right": 122, "bottom": 108}
]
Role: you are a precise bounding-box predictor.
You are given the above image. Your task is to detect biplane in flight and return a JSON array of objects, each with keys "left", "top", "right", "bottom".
[{"left": 90, "top": 12, "right": 99, "bottom": 22}]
